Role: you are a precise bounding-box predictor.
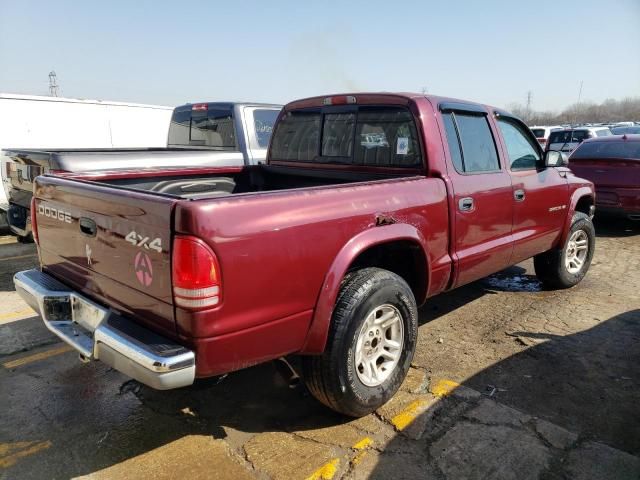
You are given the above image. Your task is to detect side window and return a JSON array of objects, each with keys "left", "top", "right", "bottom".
[
  {"left": 442, "top": 112, "right": 500, "bottom": 173},
  {"left": 252, "top": 109, "right": 279, "bottom": 148},
  {"left": 442, "top": 113, "right": 464, "bottom": 172},
  {"left": 497, "top": 118, "right": 541, "bottom": 170}
]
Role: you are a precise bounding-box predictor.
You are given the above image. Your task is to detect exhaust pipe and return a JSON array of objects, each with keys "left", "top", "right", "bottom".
[{"left": 275, "top": 357, "right": 301, "bottom": 389}]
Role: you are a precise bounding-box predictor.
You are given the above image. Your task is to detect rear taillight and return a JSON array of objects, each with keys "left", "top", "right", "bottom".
[
  {"left": 191, "top": 103, "right": 208, "bottom": 111},
  {"left": 30, "top": 197, "right": 38, "bottom": 245},
  {"left": 172, "top": 236, "right": 221, "bottom": 309}
]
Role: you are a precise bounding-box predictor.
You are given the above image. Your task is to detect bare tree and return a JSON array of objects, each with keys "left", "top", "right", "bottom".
[{"left": 506, "top": 97, "right": 640, "bottom": 125}]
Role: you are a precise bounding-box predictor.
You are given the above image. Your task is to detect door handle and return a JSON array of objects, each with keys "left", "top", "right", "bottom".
[
  {"left": 458, "top": 197, "right": 474, "bottom": 212},
  {"left": 79, "top": 217, "right": 97, "bottom": 237},
  {"left": 514, "top": 189, "right": 526, "bottom": 202}
]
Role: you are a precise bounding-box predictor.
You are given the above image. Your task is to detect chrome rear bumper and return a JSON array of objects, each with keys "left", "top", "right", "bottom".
[{"left": 14, "top": 269, "right": 195, "bottom": 390}]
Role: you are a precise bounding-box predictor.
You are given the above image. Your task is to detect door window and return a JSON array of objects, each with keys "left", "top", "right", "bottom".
[
  {"left": 497, "top": 118, "right": 541, "bottom": 170},
  {"left": 442, "top": 112, "right": 500, "bottom": 173}
]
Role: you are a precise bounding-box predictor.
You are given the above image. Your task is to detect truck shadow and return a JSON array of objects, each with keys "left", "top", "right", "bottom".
[
  {"left": 367, "top": 309, "right": 640, "bottom": 479},
  {"left": 1, "top": 265, "right": 625, "bottom": 478}
]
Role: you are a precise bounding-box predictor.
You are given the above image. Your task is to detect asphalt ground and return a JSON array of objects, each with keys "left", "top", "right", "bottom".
[{"left": 0, "top": 218, "right": 639, "bottom": 479}]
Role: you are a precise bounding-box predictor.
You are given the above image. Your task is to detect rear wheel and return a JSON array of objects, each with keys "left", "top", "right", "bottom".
[
  {"left": 302, "top": 268, "right": 418, "bottom": 417},
  {"left": 534, "top": 212, "right": 595, "bottom": 289}
]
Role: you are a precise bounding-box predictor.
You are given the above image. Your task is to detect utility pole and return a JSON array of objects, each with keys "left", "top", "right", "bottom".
[
  {"left": 526, "top": 91, "right": 532, "bottom": 122},
  {"left": 420, "top": 86, "right": 428, "bottom": 95},
  {"left": 48, "top": 71, "right": 60, "bottom": 97}
]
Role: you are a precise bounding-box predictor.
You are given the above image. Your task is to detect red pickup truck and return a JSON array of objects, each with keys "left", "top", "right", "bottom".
[{"left": 15, "top": 93, "right": 596, "bottom": 417}]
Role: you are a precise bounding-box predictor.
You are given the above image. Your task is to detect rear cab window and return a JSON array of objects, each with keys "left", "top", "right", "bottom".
[
  {"left": 168, "top": 104, "right": 237, "bottom": 148},
  {"left": 269, "top": 105, "right": 422, "bottom": 169},
  {"left": 549, "top": 130, "right": 590, "bottom": 144}
]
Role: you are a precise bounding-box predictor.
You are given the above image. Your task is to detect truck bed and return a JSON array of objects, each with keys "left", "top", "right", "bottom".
[{"left": 74, "top": 164, "right": 420, "bottom": 200}]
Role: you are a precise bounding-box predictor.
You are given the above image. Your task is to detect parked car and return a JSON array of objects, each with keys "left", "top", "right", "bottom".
[
  {"left": 15, "top": 92, "right": 595, "bottom": 417},
  {"left": 1, "top": 102, "right": 281, "bottom": 240},
  {"left": 0, "top": 93, "right": 174, "bottom": 212},
  {"left": 611, "top": 126, "right": 640, "bottom": 135},
  {"left": 529, "top": 125, "right": 563, "bottom": 148},
  {"left": 546, "top": 127, "right": 612, "bottom": 156},
  {"left": 568, "top": 134, "right": 640, "bottom": 220}
]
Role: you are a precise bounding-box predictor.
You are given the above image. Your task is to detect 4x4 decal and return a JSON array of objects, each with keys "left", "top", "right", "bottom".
[{"left": 125, "top": 231, "right": 162, "bottom": 253}]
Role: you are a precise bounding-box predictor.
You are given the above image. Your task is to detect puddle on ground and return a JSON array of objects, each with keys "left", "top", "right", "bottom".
[{"left": 483, "top": 274, "right": 543, "bottom": 292}]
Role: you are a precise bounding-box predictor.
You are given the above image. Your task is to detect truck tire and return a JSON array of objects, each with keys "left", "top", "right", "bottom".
[
  {"left": 534, "top": 212, "right": 595, "bottom": 289},
  {"left": 302, "top": 268, "right": 418, "bottom": 417}
]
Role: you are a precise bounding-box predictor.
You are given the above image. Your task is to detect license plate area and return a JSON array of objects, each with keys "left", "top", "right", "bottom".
[{"left": 71, "top": 294, "right": 109, "bottom": 332}]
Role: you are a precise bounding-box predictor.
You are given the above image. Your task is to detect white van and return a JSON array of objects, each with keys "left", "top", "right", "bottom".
[{"left": 0, "top": 93, "right": 172, "bottom": 210}]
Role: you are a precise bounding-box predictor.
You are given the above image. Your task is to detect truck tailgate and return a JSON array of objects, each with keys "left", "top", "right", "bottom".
[
  {"left": 34, "top": 175, "right": 177, "bottom": 335},
  {"left": 3, "top": 150, "right": 51, "bottom": 207}
]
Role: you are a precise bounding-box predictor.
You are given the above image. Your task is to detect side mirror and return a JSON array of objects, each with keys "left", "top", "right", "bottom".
[{"left": 545, "top": 150, "right": 567, "bottom": 167}]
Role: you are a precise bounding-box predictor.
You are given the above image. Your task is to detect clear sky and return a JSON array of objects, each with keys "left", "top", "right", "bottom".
[{"left": 1, "top": 0, "right": 638, "bottom": 111}]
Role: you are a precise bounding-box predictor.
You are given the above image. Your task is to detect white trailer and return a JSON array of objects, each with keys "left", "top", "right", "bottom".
[{"left": 0, "top": 93, "right": 172, "bottom": 210}]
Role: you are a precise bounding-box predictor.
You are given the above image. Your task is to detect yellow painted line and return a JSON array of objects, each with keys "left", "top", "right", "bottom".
[
  {"left": 2, "top": 344, "right": 73, "bottom": 369},
  {"left": 351, "top": 450, "right": 368, "bottom": 466},
  {"left": 352, "top": 436, "right": 373, "bottom": 451},
  {"left": 0, "top": 440, "right": 52, "bottom": 468},
  {"left": 350, "top": 437, "right": 374, "bottom": 467},
  {"left": 0, "top": 308, "right": 36, "bottom": 325},
  {"left": 391, "top": 398, "right": 430, "bottom": 431},
  {"left": 306, "top": 458, "right": 340, "bottom": 480},
  {"left": 0, "top": 253, "right": 38, "bottom": 262},
  {"left": 430, "top": 379, "right": 460, "bottom": 397}
]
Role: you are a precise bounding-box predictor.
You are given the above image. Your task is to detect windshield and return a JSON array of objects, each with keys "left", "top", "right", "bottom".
[
  {"left": 531, "top": 128, "right": 545, "bottom": 138},
  {"left": 168, "top": 104, "right": 236, "bottom": 148},
  {"left": 571, "top": 141, "right": 640, "bottom": 160}
]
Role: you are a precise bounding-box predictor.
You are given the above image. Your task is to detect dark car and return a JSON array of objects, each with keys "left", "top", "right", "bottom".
[
  {"left": 568, "top": 134, "right": 640, "bottom": 220},
  {"left": 611, "top": 126, "right": 640, "bottom": 135}
]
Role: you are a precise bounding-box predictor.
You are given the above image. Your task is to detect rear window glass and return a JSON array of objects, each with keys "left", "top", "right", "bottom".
[
  {"left": 253, "top": 109, "right": 279, "bottom": 148},
  {"left": 269, "top": 110, "right": 321, "bottom": 162},
  {"left": 612, "top": 126, "right": 640, "bottom": 135},
  {"left": 531, "top": 128, "right": 545, "bottom": 138},
  {"left": 270, "top": 106, "right": 422, "bottom": 168},
  {"left": 549, "top": 130, "right": 591, "bottom": 144},
  {"left": 571, "top": 141, "right": 640, "bottom": 160},
  {"left": 168, "top": 105, "right": 236, "bottom": 148},
  {"left": 322, "top": 113, "right": 355, "bottom": 157}
]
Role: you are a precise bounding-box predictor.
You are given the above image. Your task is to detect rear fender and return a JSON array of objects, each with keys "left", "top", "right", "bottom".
[{"left": 300, "top": 223, "right": 430, "bottom": 354}]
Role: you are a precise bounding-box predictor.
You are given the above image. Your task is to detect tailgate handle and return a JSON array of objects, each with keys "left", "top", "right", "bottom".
[{"left": 79, "top": 218, "right": 97, "bottom": 237}]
